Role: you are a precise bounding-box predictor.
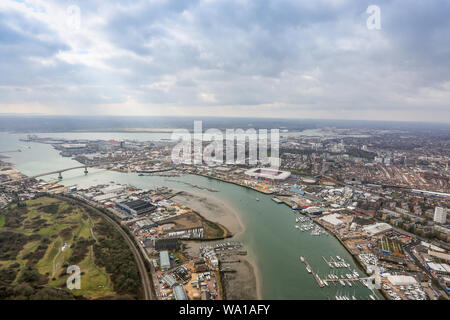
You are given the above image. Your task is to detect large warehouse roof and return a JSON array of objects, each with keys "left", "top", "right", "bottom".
[
  {"left": 387, "top": 275, "right": 418, "bottom": 286},
  {"left": 427, "top": 262, "right": 450, "bottom": 273},
  {"left": 363, "top": 222, "right": 392, "bottom": 236},
  {"left": 320, "top": 213, "right": 345, "bottom": 226},
  {"left": 173, "top": 284, "right": 188, "bottom": 300},
  {"left": 160, "top": 250, "right": 171, "bottom": 270}
]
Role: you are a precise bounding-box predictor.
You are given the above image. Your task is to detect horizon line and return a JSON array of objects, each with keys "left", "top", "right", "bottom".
[{"left": 0, "top": 113, "right": 450, "bottom": 125}]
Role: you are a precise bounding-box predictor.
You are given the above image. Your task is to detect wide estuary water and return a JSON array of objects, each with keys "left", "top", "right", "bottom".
[{"left": 0, "top": 132, "right": 382, "bottom": 300}]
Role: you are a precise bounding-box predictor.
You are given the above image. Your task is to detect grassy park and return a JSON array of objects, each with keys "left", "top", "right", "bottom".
[{"left": 0, "top": 197, "right": 119, "bottom": 299}]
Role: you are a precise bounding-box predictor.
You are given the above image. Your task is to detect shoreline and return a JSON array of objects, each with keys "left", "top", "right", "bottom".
[
  {"left": 171, "top": 188, "right": 262, "bottom": 300},
  {"left": 196, "top": 173, "right": 273, "bottom": 194},
  {"left": 171, "top": 188, "right": 246, "bottom": 237}
]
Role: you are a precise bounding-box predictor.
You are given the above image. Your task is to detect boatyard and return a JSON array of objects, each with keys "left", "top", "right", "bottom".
[{"left": 295, "top": 215, "right": 329, "bottom": 236}]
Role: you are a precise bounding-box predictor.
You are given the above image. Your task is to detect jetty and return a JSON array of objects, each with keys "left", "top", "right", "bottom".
[
  {"left": 271, "top": 197, "right": 282, "bottom": 204},
  {"left": 301, "top": 257, "right": 324, "bottom": 288}
]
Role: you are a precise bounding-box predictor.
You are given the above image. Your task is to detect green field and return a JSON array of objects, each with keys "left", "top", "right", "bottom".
[{"left": 0, "top": 197, "right": 116, "bottom": 299}]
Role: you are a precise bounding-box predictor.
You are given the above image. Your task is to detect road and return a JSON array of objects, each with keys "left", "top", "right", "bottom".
[
  {"left": 0, "top": 161, "right": 118, "bottom": 186},
  {"left": 55, "top": 195, "right": 156, "bottom": 300},
  {"left": 0, "top": 158, "right": 171, "bottom": 186}
]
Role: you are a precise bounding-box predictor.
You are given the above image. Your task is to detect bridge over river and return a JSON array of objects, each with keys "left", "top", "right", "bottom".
[
  {"left": 0, "top": 158, "right": 173, "bottom": 186},
  {"left": 0, "top": 163, "right": 105, "bottom": 186}
]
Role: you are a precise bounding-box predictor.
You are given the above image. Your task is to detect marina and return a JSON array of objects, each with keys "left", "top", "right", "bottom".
[
  {"left": 300, "top": 256, "right": 324, "bottom": 288},
  {"left": 294, "top": 215, "right": 329, "bottom": 236},
  {"left": 300, "top": 253, "right": 380, "bottom": 300}
]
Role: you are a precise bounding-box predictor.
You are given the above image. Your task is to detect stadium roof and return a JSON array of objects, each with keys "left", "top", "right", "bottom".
[{"left": 244, "top": 167, "right": 291, "bottom": 180}]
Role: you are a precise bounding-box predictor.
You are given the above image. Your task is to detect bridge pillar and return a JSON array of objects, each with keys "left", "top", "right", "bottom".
[
  {"left": 84, "top": 166, "right": 88, "bottom": 175},
  {"left": 58, "top": 172, "right": 63, "bottom": 180}
]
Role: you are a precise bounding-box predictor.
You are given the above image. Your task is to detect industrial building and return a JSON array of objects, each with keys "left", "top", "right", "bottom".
[
  {"left": 173, "top": 284, "right": 188, "bottom": 300},
  {"left": 162, "top": 274, "right": 177, "bottom": 288},
  {"left": 160, "top": 250, "right": 171, "bottom": 271},
  {"left": 135, "top": 218, "right": 157, "bottom": 229},
  {"left": 60, "top": 143, "right": 87, "bottom": 150},
  {"left": 427, "top": 262, "right": 450, "bottom": 274},
  {"left": 434, "top": 207, "right": 447, "bottom": 224},
  {"left": 320, "top": 213, "right": 345, "bottom": 227},
  {"left": 363, "top": 222, "right": 392, "bottom": 236},
  {"left": 116, "top": 199, "right": 157, "bottom": 215},
  {"left": 428, "top": 250, "right": 450, "bottom": 262},
  {"left": 155, "top": 238, "right": 180, "bottom": 251},
  {"left": 387, "top": 275, "right": 418, "bottom": 286}
]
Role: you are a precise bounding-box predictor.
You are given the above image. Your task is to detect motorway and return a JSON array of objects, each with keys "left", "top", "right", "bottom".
[{"left": 55, "top": 195, "right": 156, "bottom": 300}]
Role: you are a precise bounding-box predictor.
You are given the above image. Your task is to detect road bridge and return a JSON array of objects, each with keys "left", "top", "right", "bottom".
[
  {"left": 0, "top": 158, "right": 171, "bottom": 186},
  {"left": 0, "top": 160, "right": 125, "bottom": 186}
]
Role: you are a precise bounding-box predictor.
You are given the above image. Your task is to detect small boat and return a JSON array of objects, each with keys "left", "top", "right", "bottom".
[
  {"left": 306, "top": 266, "right": 312, "bottom": 273},
  {"left": 300, "top": 256, "right": 305, "bottom": 262},
  {"left": 256, "top": 198, "right": 260, "bottom": 201}
]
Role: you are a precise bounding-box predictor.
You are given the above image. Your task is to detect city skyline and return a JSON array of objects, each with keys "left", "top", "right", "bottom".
[{"left": 1, "top": 0, "right": 450, "bottom": 122}]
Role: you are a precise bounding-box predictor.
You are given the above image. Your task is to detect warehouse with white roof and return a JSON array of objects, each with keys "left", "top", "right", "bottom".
[{"left": 363, "top": 222, "right": 392, "bottom": 236}]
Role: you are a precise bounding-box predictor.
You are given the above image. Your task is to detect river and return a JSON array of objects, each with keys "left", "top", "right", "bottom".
[{"left": 0, "top": 132, "right": 381, "bottom": 300}]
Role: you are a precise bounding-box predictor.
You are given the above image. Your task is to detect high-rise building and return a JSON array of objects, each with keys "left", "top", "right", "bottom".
[{"left": 433, "top": 207, "right": 447, "bottom": 224}]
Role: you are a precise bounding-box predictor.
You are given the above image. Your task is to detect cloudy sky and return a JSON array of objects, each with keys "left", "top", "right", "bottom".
[{"left": 0, "top": 0, "right": 449, "bottom": 122}]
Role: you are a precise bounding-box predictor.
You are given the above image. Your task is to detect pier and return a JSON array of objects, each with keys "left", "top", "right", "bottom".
[
  {"left": 301, "top": 257, "right": 324, "bottom": 288},
  {"left": 325, "top": 278, "right": 364, "bottom": 284},
  {"left": 271, "top": 197, "right": 282, "bottom": 204}
]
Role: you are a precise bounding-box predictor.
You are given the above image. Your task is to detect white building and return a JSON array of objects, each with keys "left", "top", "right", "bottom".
[
  {"left": 319, "top": 213, "right": 345, "bottom": 227},
  {"left": 160, "top": 250, "right": 171, "bottom": 271},
  {"left": 363, "top": 222, "right": 392, "bottom": 236},
  {"left": 387, "top": 275, "right": 418, "bottom": 286},
  {"left": 434, "top": 207, "right": 447, "bottom": 224},
  {"left": 244, "top": 168, "right": 291, "bottom": 181}
]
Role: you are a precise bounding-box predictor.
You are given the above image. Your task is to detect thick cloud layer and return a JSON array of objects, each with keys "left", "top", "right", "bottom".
[{"left": 0, "top": 0, "right": 449, "bottom": 122}]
